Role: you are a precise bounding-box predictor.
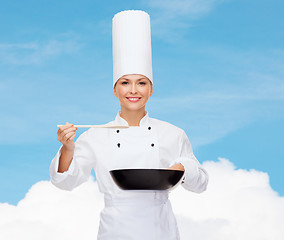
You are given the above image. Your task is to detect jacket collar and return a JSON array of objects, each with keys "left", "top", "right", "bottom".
[{"left": 114, "top": 111, "right": 149, "bottom": 127}]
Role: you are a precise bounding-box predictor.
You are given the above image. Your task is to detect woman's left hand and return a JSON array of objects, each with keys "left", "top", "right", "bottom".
[{"left": 168, "top": 163, "right": 185, "bottom": 171}]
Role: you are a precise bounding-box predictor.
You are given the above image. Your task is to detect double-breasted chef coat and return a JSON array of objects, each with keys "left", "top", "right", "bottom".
[{"left": 50, "top": 111, "right": 209, "bottom": 240}]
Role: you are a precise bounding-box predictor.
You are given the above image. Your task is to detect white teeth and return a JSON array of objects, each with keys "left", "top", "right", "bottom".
[{"left": 128, "top": 98, "right": 139, "bottom": 100}]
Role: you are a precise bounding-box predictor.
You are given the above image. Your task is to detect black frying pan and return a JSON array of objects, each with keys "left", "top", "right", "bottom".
[{"left": 110, "top": 169, "right": 184, "bottom": 190}]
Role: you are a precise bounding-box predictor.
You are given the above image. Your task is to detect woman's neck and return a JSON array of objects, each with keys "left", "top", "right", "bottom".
[{"left": 119, "top": 108, "right": 146, "bottom": 126}]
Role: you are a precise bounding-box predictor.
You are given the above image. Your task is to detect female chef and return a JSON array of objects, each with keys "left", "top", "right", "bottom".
[{"left": 50, "top": 10, "right": 208, "bottom": 240}]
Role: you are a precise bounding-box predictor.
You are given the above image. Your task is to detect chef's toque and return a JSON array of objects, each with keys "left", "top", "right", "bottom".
[{"left": 112, "top": 10, "right": 153, "bottom": 87}]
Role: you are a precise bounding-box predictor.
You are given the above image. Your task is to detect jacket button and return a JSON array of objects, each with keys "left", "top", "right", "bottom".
[
  {"left": 117, "top": 143, "right": 120, "bottom": 148},
  {"left": 151, "top": 143, "right": 154, "bottom": 147},
  {"left": 116, "top": 130, "right": 120, "bottom": 133},
  {"left": 148, "top": 127, "right": 151, "bottom": 130}
]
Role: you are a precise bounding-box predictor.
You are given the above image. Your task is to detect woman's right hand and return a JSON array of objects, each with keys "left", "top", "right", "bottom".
[{"left": 57, "top": 122, "right": 77, "bottom": 150}]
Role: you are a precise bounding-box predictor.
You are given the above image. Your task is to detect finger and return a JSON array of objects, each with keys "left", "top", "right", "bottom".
[
  {"left": 63, "top": 126, "right": 77, "bottom": 135},
  {"left": 69, "top": 133, "right": 76, "bottom": 142},
  {"left": 57, "top": 122, "right": 74, "bottom": 134},
  {"left": 57, "top": 125, "right": 76, "bottom": 136},
  {"left": 168, "top": 165, "right": 177, "bottom": 170},
  {"left": 63, "top": 131, "right": 76, "bottom": 142},
  {"left": 63, "top": 134, "right": 76, "bottom": 144},
  {"left": 57, "top": 128, "right": 75, "bottom": 142}
]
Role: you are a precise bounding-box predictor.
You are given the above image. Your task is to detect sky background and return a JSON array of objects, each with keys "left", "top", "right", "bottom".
[{"left": 0, "top": 0, "right": 283, "bottom": 211}]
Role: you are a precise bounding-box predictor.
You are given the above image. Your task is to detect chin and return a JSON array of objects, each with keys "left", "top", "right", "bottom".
[
  {"left": 123, "top": 104, "right": 146, "bottom": 112},
  {"left": 127, "top": 107, "right": 144, "bottom": 111}
]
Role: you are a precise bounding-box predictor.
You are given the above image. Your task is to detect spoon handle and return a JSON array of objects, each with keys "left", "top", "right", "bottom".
[{"left": 57, "top": 124, "right": 129, "bottom": 128}]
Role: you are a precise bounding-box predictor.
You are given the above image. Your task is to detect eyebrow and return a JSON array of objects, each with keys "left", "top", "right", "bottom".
[{"left": 120, "top": 77, "right": 146, "bottom": 81}]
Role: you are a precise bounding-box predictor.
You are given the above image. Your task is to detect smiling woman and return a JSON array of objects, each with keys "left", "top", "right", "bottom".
[
  {"left": 49, "top": 10, "right": 208, "bottom": 240},
  {"left": 113, "top": 74, "right": 153, "bottom": 125}
]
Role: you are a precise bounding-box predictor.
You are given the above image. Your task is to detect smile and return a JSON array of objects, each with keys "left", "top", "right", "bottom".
[{"left": 126, "top": 97, "right": 141, "bottom": 102}]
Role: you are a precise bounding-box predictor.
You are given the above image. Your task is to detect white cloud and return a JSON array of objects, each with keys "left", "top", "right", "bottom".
[
  {"left": 171, "top": 158, "right": 284, "bottom": 239},
  {"left": 149, "top": 0, "right": 225, "bottom": 17},
  {"left": 150, "top": 94, "right": 283, "bottom": 147},
  {"left": 0, "top": 158, "right": 283, "bottom": 239},
  {"left": 0, "top": 178, "right": 104, "bottom": 240},
  {"left": 148, "top": 49, "right": 284, "bottom": 147},
  {"left": 0, "top": 33, "right": 81, "bottom": 65},
  {"left": 143, "top": 0, "right": 228, "bottom": 42}
]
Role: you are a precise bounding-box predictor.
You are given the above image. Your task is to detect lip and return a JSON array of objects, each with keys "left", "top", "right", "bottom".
[{"left": 126, "top": 97, "right": 141, "bottom": 103}]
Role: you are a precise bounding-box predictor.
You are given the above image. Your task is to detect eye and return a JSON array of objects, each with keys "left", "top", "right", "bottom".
[
  {"left": 121, "top": 81, "right": 128, "bottom": 85},
  {"left": 138, "top": 81, "right": 146, "bottom": 85}
]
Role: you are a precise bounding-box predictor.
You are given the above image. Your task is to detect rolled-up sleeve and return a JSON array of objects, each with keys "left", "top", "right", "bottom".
[
  {"left": 49, "top": 130, "right": 95, "bottom": 191},
  {"left": 171, "top": 130, "right": 208, "bottom": 193}
]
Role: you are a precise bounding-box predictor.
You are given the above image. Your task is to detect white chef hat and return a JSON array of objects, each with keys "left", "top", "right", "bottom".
[{"left": 112, "top": 10, "right": 153, "bottom": 87}]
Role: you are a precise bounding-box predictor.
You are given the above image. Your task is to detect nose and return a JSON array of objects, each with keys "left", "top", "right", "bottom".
[{"left": 130, "top": 82, "right": 137, "bottom": 94}]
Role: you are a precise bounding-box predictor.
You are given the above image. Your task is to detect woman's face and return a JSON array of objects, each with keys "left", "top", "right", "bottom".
[{"left": 114, "top": 74, "right": 153, "bottom": 112}]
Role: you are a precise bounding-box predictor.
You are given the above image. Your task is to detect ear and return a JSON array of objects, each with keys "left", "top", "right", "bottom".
[
  {"left": 113, "top": 87, "right": 117, "bottom": 97},
  {"left": 113, "top": 85, "right": 118, "bottom": 98},
  {"left": 150, "top": 83, "right": 153, "bottom": 96}
]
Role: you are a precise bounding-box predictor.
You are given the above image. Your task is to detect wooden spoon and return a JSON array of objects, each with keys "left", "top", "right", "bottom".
[{"left": 57, "top": 124, "right": 129, "bottom": 128}]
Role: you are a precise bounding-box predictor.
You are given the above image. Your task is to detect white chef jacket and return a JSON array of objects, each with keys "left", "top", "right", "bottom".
[{"left": 50, "top": 111, "right": 208, "bottom": 240}]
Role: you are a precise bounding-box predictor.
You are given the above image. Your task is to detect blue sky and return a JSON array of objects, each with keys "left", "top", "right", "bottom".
[{"left": 0, "top": 0, "right": 283, "bottom": 205}]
